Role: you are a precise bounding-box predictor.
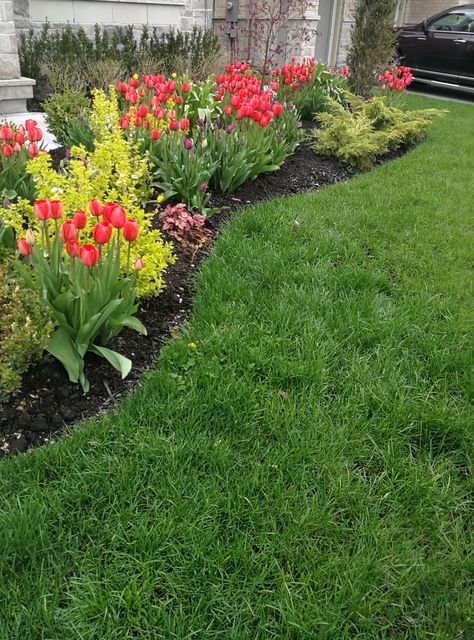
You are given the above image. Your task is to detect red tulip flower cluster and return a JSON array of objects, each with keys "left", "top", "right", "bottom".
[
  {"left": 271, "top": 58, "right": 316, "bottom": 92},
  {"left": 216, "top": 61, "right": 284, "bottom": 127},
  {"left": 0, "top": 119, "right": 42, "bottom": 160},
  {"left": 21, "top": 198, "right": 141, "bottom": 270},
  {"left": 118, "top": 73, "right": 192, "bottom": 135},
  {"left": 377, "top": 66, "right": 413, "bottom": 92}
]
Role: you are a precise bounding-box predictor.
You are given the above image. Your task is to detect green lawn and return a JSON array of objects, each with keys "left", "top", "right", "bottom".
[{"left": 0, "top": 95, "right": 473, "bottom": 639}]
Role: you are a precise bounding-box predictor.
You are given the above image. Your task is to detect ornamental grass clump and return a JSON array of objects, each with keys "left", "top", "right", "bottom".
[{"left": 14, "top": 198, "right": 146, "bottom": 392}]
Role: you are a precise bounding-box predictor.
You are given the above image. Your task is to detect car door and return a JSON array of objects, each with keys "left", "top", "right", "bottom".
[
  {"left": 414, "top": 8, "right": 474, "bottom": 81},
  {"left": 457, "top": 13, "right": 474, "bottom": 85}
]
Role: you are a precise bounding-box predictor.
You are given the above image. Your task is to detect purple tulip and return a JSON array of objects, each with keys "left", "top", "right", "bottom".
[
  {"left": 197, "top": 117, "right": 204, "bottom": 127},
  {"left": 65, "top": 148, "right": 71, "bottom": 160},
  {"left": 225, "top": 125, "right": 233, "bottom": 134},
  {"left": 183, "top": 138, "right": 193, "bottom": 150},
  {"left": 2, "top": 197, "right": 10, "bottom": 209}
]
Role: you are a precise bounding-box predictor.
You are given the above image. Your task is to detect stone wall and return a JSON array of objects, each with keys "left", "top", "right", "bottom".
[
  {"left": 12, "top": 0, "right": 213, "bottom": 35},
  {"left": 0, "top": 0, "right": 34, "bottom": 113},
  {"left": 1, "top": 0, "right": 21, "bottom": 78}
]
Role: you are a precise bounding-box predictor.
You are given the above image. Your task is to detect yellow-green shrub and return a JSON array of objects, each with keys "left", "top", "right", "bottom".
[
  {"left": 0, "top": 266, "right": 53, "bottom": 398},
  {"left": 312, "top": 94, "right": 444, "bottom": 170},
  {"left": 3, "top": 89, "right": 174, "bottom": 298}
]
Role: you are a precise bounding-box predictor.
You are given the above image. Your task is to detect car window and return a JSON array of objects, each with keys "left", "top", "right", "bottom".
[{"left": 427, "top": 9, "right": 474, "bottom": 32}]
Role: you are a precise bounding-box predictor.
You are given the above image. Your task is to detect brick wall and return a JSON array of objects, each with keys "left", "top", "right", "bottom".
[{"left": 401, "top": 0, "right": 464, "bottom": 25}]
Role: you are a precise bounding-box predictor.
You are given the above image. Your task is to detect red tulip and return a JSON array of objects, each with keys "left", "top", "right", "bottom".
[
  {"left": 134, "top": 257, "right": 143, "bottom": 271},
  {"left": 25, "top": 119, "right": 37, "bottom": 131},
  {"left": 0, "top": 125, "right": 13, "bottom": 141},
  {"left": 137, "top": 104, "right": 148, "bottom": 118},
  {"left": 15, "top": 131, "right": 25, "bottom": 145},
  {"left": 17, "top": 237, "right": 31, "bottom": 256},
  {"left": 182, "top": 81, "right": 190, "bottom": 93},
  {"left": 120, "top": 116, "right": 130, "bottom": 130},
  {"left": 65, "top": 240, "right": 80, "bottom": 257},
  {"left": 88, "top": 199, "right": 103, "bottom": 217},
  {"left": 101, "top": 201, "right": 116, "bottom": 223},
  {"left": 60, "top": 220, "right": 77, "bottom": 243},
  {"left": 272, "top": 102, "right": 283, "bottom": 117},
  {"left": 1, "top": 144, "right": 12, "bottom": 157},
  {"left": 73, "top": 210, "right": 87, "bottom": 229},
  {"left": 110, "top": 205, "right": 126, "bottom": 229},
  {"left": 49, "top": 200, "right": 63, "bottom": 220},
  {"left": 28, "top": 142, "right": 39, "bottom": 159},
  {"left": 33, "top": 199, "right": 51, "bottom": 220},
  {"left": 79, "top": 244, "right": 99, "bottom": 268},
  {"left": 13, "top": 142, "right": 21, "bottom": 153},
  {"left": 93, "top": 220, "right": 112, "bottom": 245},
  {"left": 123, "top": 218, "right": 139, "bottom": 242},
  {"left": 224, "top": 105, "right": 232, "bottom": 116},
  {"left": 175, "top": 96, "right": 183, "bottom": 105},
  {"left": 179, "top": 118, "right": 189, "bottom": 131},
  {"left": 151, "top": 128, "right": 160, "bottom": 141}
]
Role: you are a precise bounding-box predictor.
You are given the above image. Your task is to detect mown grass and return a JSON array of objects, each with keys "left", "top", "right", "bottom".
[{"left": 0, "top": 95, "right": 473, "bottom": 639}]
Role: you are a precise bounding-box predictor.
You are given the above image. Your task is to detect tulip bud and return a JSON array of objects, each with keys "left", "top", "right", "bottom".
[
  {"left": 123, "top": 218, "right": 139, "bottom": 243},
  {"left": 88, "top": 199, "right": 103, "bottom": 217},
  {"left": 65, "top": 240, "right": 80, "bottom": 257},
  {"left": 49, "top": 200, "right": 63, "bottom": 220},
  {"left": 60, "top": 220, "right": 77, "bottom": 243},
  {"left": 33, "top": 199, "right": 51, "bottom": 221},
  {"left": 199, "top": 182, "right": 207, "bottom": 192},
  {"left": 18, "top": 237, "right": 32, "bottom": 256},
  {"left": 101, "top": 201, "right": 116, "bottom": 223},
  {"left": 134, "top": 257, "right": 143, "bottom": 271},
  {"left": 25, "top": 228, "right": 35, "bottom": 247},
  {"left": 73, "top": 210, "right": 88, "bottom": 229},
  {"left": 79, "top": 244, "right": 99, "bottom": 268},
  {"left": 93, "top": 220, "right": 112, "bottom": 245},
  {"left": 2, "top": 197, "right": 9, "bottom": 209},
  {"left": 110, "top": 205, "right": 126, "bottom": 229}
]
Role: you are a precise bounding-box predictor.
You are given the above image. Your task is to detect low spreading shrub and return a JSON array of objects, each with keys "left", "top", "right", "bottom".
[
  {"left": 159, "top": 203, "right": 211, "bottom": 252},
  {"left": 312, "top": 94, "right": 444, "bottom": 170},
  {"left": 0, "top": 264, "right": 53, "bottom": 398}
]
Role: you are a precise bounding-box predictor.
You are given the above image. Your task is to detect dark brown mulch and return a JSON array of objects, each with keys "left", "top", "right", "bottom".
[{"left": 0, "top": 132, "right": 410, "bottom": 457}]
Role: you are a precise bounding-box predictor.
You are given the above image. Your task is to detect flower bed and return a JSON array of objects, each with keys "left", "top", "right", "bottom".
[{"left": 0, "top": 58, "right": 440, "bottom": 455}]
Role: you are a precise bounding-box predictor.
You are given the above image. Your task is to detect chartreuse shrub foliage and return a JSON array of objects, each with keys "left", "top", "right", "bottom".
[
  {"left": 0, "top": 264, "right": 53, "bottom": 397},
  {"left": 44, "top": 89, "right": 91, "bottom": 148},
  {"left": 312, "top": 94, "right": 444, "bottom": 170},
  {"left": 3, "top": 89, "right": 174, "bottom": 298}
]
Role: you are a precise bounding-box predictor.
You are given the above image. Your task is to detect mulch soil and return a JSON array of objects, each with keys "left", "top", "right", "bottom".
[{"left": 0, "top": 129, "right": 411, "bottom": 457}]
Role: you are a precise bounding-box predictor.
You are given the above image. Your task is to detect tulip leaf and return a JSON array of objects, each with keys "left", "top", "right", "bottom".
[
  {"left": 47, "top": 328, "right": 82, "bottom": 385},
  {"left": 89, "top": 345, "right": 132, "bottom": 379},
  {"left": 107, "top": 315, "right": 147, "bottom": 336}
]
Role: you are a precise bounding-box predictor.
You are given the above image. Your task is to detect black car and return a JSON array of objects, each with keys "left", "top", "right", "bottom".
[{"left": 398, "top": 4, "right": 474, "bottom": 91}]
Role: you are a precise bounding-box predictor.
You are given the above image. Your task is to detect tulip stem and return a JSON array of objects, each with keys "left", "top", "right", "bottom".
[
  {"left": 127, "top": 242, "right": 131, "bottom": 272},
  {"left": 116, "top": 228, "right": 121, "bottom": 268}
]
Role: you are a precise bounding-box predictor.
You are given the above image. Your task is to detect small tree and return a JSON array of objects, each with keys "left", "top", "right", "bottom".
[
  {"left": 347, "top": 0, "right": 399, "bottom": 97},
  {"left": 239, "top": 0, "right": 316, "bottom": 76}
]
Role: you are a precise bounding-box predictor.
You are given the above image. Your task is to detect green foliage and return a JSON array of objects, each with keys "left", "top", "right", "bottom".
[
  {"left": 44, "top": 90, "right": 92, "bottom": 148},
  {"left": 312, "top": 94, "right": 444, "bottom": 169},
  {"left": 13, "top": 227, "right": 146, "bottom": 393},
  {"left": 347, "top": 0, "right": 399, "bottom": 97},
  {"left": 0, "top": 265, "right": 53, "bottom": 398},
  {"left": 19, "top": 23, "right": 222, "bottom": 103},
  {"left": 150, "top": 134, "right": 218, "bottom": 213}
]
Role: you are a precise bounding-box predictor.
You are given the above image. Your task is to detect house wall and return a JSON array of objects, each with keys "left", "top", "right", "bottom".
[
  {"left": 12, "top": 0, "right": 212, "bottom": 34},
  {"left": 400, "top": 0, "right": 465, "bottom": 25}
]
